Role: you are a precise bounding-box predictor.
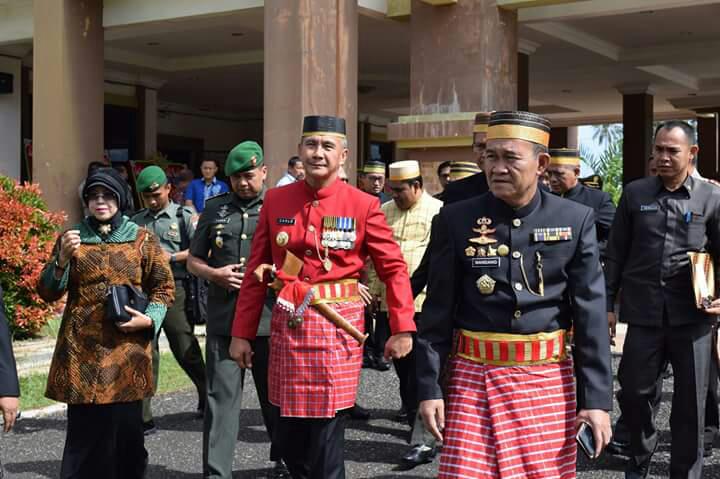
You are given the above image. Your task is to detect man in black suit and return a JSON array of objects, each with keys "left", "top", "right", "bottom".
[
  {"left": 547, "top": 148, "right": 615, "bottom": 261},
  {"left": 0, "top": 285, "right": 19, "bottom": 432},
  {"left": 440, "top": 112, "right": 491, "bottom": 204}
]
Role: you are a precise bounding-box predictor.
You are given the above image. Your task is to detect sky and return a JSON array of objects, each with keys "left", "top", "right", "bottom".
[{"left": 578, "top": 124, "right": 612, "bottom": 176}]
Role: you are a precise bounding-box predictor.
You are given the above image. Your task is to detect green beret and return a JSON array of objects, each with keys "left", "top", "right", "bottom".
[
  {"left": 226, "top": 141, "right": 264, "bottom": 176},
  {"left": 136, "top": 165, "right": 167, "bottom": 193}
]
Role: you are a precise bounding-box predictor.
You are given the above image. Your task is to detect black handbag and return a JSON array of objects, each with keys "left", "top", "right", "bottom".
[{"left": 105, "top": 284, "right": 149, "bottom": 323}]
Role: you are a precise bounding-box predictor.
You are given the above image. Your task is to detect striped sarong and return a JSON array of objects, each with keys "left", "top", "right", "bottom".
[{"left": 439, "top": 356, "right": 577, "bottom": 479}]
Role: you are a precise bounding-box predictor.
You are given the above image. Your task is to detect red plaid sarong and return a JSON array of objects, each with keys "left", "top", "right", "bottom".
[
  {"left": 440, "top": 356, "right": 577, "bottom": 479},
  {"left": 268, "top": 300, "right": 364, "bottom": 418}
]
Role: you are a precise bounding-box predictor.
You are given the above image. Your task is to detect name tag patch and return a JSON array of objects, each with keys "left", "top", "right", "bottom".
[
  {"left": 277, "top": 217, "right": 296, "bottom": 225},
  {"left": 533, "top": 227, "right": 572, "bottom": 242},
  {"left": 472, "top": 257, "right": 501, "bottom": 268},
  {"left": 640, "top": 204, "right": 659, "bottom": 212},
  {"left": 212, "top": 218, "right": 230, "bottom": 225}
]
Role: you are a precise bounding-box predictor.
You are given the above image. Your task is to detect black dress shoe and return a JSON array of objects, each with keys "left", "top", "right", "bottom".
[
  {"left": 624, "top": 443, "right": 656, "bottom": 479},
  {"left": 606, "top": 438, "right": 631, "bottom": 457},
  {"left": 394, "top": 407, "right": 408, "bottom": 423},
  {"left": 143, "top": 420, "right": 157, "bottom": 436},
  {"left": 362, "top": 355, "right": 375, "bottom": 369},
  {"left": 401, "top": 444, "right": 437, "bottom": 469},
  {"left": 349, "top": 404, "right": 371, "bottom": 420},
  {"left": 373, "top": 357, "right": 391, "bottom": 371},
  {"left": 704, "top": 441, "right": 714, "bottom": 458},
  {"left": 270, "top": 460, "right": 290, "bottom": 478}
]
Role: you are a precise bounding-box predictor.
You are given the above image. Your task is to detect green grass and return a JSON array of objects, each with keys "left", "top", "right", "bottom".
[
  {"left": 39, "top": 316, "right": 62, "bottom": 339},
  {"left": 19, "top": 350, "right": 199, "bottom": 411}
]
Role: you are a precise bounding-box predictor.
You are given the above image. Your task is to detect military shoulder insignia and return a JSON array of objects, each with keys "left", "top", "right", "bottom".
[{"left": 533, "top": 227, "right": 572, "bottom": 242}]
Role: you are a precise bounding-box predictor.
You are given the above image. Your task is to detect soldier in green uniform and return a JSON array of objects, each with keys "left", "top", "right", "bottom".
[
  {"left": 187, "top": 142, "right": 283, "bottom": 479},
  {"left": 131, "top": 166, "right": 208, "bottom": 433}
]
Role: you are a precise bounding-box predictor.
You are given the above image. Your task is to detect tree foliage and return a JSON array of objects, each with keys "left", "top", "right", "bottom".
[{"left": 0, "top": 177, "right": 65, "bottom": 338}]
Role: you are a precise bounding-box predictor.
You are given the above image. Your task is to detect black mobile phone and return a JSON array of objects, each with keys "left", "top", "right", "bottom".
[{"left": 576, "top": 422, "right": 597, "bottom": 460}]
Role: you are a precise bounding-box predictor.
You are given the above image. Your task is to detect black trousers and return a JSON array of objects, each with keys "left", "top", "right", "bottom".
[
  {"left": 392, "top": 326, "right": 419, "bottom": 425},
  {"left": 364, "top": 310, "right": 389, "bottom": 360},
  {"left": 274, "top": 409, "right": 347, "bottom": 479},
  {"left": 618, "top": 322, "right": 712, "bottom": 479},
  {"left": 252, "top": 337, "right": 281, "bottom": 462},
  {"left": 60, "top": 401, "right": 147, "bottom": 479}
]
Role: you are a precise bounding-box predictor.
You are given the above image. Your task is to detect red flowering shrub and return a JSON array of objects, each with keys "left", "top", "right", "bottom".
[{"left": 0, "top": 176, "right": 65, "bottom": 338}]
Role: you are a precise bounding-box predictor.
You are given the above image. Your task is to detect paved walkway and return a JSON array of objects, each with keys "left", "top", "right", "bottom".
[{"left": 5, "top": 350, "right": 720, "bottom": 478}]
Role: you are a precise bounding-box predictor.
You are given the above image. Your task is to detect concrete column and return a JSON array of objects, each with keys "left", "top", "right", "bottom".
[
  {"left": 264, "top": 0, "right": 358, "bottom": 184},
  {"left": 33, "top": 0, "right": 104, "bottom": 223},
  {"left": 619, "top": 85, "right": 654, "bottom": 185},
  {"left": 517, "top": 52, "right": 529, "bottom": 111},
  {"left": 696, "top": 112, "right": 719, "bottom": 177},
  {"left": 0, "top": 56, "right": 21, "bottom": 179},
  {"left": 137, "top": 86, "right": 158, "bottom": 162},
  {"left": 389, "top": 0, "right": 517, "bottom": 171}
]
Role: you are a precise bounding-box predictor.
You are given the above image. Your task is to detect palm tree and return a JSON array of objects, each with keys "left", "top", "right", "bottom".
[{"left": 591, "top": 124, "right": 623, "bottom": 148}]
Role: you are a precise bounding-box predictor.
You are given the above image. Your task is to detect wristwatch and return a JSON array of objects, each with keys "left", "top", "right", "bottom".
[{"left": 170, "top": 254, "right": 177, "bottom": 264}]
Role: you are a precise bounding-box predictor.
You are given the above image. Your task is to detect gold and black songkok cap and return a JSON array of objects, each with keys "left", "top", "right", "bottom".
[
  {"left": 487, "top": 111, "right": 551, "bottom": 147},
  {"left": 449, "top": 161, "right": 481, "bottom": 180},
  {"left": 549, "top": 148, "right": 581, "bottom": 167},
  {"left": 473, "top": 112, "right": 491, "bottom": 134},
  {"left": 362, "top": 161, "right": 386, "bottom": 175},
  {"left": 302, "top": 115, "right": 346, "bottom": 138}
]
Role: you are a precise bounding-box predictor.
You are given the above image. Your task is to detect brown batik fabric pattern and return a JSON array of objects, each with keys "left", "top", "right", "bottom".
[{"left": 39, "top": 229, "right": 174, "bottom": 404}]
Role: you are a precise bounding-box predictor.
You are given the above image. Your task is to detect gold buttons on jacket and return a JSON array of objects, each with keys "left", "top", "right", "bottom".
[
  {"left": 312, "top": 200, "right": 319, "bottom": 208},
  {"left": 241, "top": 233, "right": 247, "bottom": 240},
  {"left": 513, "top": 310, "right": 522, "bottom": 319},
  {"left": 514, "top": 282, "right": 523, "bottom": 291},
  {"left": 512, "top": 219, "right": 522, "bottom": 228},
  {"left": 512, "top": 251, "right": 521, "bottom": 259},
  {"left": 243, "top": 213, "right": 249, "bottom": 219}
]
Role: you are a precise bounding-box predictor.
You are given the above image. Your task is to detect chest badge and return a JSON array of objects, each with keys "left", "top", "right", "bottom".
[
  {"left": 533, "top": 227, "right": 572, "bottom": 242},
  {"left": 218, "top": 205, "right": 230, "bottom": 219},
  {"left": 465, "top": 246, "right": 477, "bottom": 257},
  {"left": 469, "top": 217, "right": 498, "bottom": 246},
  {"left": 476, "top": 274, "right": 496, "bottom": 295},
  {"left": 276, "top": 231, "right": 290, "bottom": 247},
  {"left": 215, "top": 234, "right": 224, "bottom": 248}
]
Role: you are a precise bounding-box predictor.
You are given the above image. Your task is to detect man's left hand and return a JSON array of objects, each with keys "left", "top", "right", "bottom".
[
  {"left": 0, "top": 396, "right": 19, "bottom": 432},
  {"left": 358, "top": 283, "right": 373, "bottom": 307},
  {"left": 576, "top": 409, "right": 612, "bottom": 458},
  {"left": 384, "top": 333, "right": 412, "bottom": 360},
  {"left": 704, "top": 298, "right": 720, "bottom": 315}
]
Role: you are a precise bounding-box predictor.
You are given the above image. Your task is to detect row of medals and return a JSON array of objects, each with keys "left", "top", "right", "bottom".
[{"left": 320, "top": 216, "right": 357, "bottom": 251}]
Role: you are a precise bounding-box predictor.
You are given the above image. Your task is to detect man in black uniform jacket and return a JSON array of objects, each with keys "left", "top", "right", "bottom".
[
  {"left": 416, "top": 111, "right": 612, "bottom": 476},
  {"left": 547, "top": 148, "right": 615, "bottom": 261},
  {"left": 606, "top": 120, "right": 720, "bottom": 479}
]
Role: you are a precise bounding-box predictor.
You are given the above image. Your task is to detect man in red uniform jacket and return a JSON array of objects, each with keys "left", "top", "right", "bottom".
[{"left": 230, "top": 115, "right": 415, "bottom": 479}]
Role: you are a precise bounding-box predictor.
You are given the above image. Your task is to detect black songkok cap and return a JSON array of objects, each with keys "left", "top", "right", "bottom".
[
  {"left": 487, "top": 111, "right": 552, "bottom": 147},
  {"left": 302, "top": 115, "right": 347, "bottom": 138}
]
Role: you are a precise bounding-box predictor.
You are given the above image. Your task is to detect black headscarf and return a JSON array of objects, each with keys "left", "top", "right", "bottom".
[{"left": 82, "top": 167, "right": 129, "bottom": 234}]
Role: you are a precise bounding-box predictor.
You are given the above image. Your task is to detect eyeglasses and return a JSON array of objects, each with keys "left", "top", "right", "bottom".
[{"left": 85, "top": 192, "right": 115, "bottom": 202}]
